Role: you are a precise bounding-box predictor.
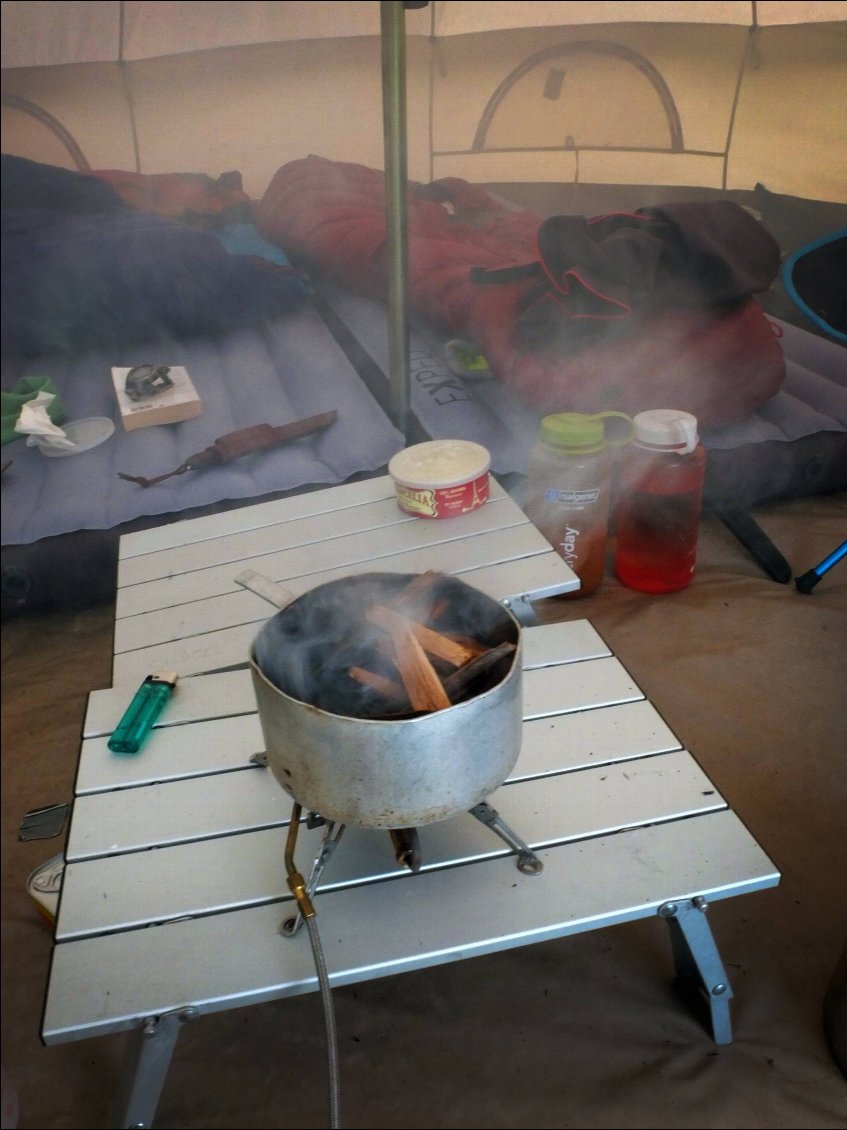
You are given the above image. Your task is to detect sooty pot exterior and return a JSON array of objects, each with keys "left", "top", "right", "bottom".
[{"left": 249, "top": 572, "right": 523, "bottom": 829}]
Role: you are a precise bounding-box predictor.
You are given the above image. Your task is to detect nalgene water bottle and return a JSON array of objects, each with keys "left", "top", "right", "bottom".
[
  {"left": 614, "top": 409, "right": 707, "bottom": 594},
  {"left": 523, "top": 411, "right": 633, "bottom": 597}
]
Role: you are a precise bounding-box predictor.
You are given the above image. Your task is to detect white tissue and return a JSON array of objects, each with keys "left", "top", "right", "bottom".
[{"left": 14, "top": 392, "right": 77, "bottom": 450}]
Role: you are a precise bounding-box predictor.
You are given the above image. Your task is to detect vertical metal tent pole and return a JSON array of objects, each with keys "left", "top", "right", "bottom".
[{"left": 380, "top": 0, "right": 413, "bottom": 444}]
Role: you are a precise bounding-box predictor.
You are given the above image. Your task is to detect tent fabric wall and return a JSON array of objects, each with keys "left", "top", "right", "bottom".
[
  {"left": 428, "top": 22, "right": 847, "bottom": 201},
  {"left": 2, "top": 1, "right": 844, "bottom": 70},
  {"left": 1, "top": 2, "right": 846, "bottom": 203}
]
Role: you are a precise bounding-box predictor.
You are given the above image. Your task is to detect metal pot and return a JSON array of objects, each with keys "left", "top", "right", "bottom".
[{"left": 249, "top": 571, "right": 523, "bottom": 829}]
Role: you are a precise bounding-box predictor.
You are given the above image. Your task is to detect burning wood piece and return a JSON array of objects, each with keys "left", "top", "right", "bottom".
[
  {"left": 441, "top": 633, "right": 490, "bottom": 659},
  {"left": 388, "top": 570, "right": 441, "bottom": 610},
  {"left": 366, "top": 605, "right": 452, "bottom": 712},
  {"left": 330, "top": 573, "right": 446, "bottom": 672},
  {"left": 338, "top": 574, "right": 516, "bottom": 719},
  {"left": 367, "top": 604, "right": 479, "bottom": 668},
  {"left": 340, "top": 573, "right": 466, "bottom": 668},
  {"left": 387, "top": 570, "right": 450, "bottom": 624},
  {"left": 442, "top": 642, "right": 518, "bottom": 703},
  {"left": 347, "top": 666, "right": 407, "bottom": 706}
]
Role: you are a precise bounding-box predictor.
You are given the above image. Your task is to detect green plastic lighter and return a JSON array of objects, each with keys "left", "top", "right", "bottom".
[{"left": 107, "top": 672, "right": 179, "bottom": 754}]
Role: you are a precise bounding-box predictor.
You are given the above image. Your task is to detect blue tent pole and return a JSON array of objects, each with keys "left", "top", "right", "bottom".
[{"left": 795, "top": 540, "right": 847, "bottom": 594}]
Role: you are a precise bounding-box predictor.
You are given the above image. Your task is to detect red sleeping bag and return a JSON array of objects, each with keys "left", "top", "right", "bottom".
[{"left": 258, "top": 156, "right": 786, "bottom": 428}]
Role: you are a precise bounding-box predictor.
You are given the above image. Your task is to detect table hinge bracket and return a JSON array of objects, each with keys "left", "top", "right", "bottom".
[
  {"left": 115, "top": 1006, "right": 199, "bottom": 1128},
  {"left": 658, "top": 896, "right": 734, "bottom": 1045}
]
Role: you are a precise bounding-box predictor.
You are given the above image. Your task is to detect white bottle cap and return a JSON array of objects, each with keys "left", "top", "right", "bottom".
[{"left": 632, "top": 409, "right": 698, "bottom": 454}]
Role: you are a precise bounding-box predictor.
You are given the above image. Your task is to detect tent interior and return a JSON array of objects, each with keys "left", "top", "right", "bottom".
[
  {"left": 1, "top": 1, "right": 846, "bottom": 613},
  {"left": 2, "top": 2, "right": 846, "bottom": 201},
  {"left": 1, "top": 2, "right": 845, "bottom": 1128}
]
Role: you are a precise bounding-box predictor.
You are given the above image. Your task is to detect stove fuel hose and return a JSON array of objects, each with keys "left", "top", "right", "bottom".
[{"left": 285, "top": 805, "right": 342, "bottom": 1129}]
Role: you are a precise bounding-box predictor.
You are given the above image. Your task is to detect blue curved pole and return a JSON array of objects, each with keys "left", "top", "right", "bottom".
[{"left": 795, "top": 540, "right": 847, "bottom": 594}]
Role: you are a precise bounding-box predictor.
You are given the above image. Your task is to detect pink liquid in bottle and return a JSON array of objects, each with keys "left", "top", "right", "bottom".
[{"left": 614, "top": 410, "right": 706, "bottom": 595}]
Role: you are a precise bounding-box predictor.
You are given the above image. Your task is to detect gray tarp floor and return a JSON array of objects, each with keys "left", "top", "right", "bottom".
[{"left": 1, "top": 491, "right": 845, "bottom": 1130}]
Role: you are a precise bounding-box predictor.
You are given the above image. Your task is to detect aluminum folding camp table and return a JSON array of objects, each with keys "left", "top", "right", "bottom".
[{"left": 41, "top": 475, "right": 781, "bottom": 1128}]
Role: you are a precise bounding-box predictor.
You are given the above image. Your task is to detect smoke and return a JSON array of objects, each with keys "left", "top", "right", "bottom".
[{"left": 251, "top": 571, "right": 518, "bottom": 719}]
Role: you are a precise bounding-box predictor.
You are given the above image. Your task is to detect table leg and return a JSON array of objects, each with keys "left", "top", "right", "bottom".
[
  {"left": 114, "top": 1007, "right": 198, "bottom": 1129},
  {"left": 659, "top": 897, "right": 734, "bottom": 1045}
]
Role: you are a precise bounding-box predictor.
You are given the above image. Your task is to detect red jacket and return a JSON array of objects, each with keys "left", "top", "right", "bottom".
[{"left": 258, "top": 156, "right": 785, "bottom": 427}]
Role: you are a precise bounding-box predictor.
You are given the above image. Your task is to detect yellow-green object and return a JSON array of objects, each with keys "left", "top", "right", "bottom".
[
  {"left": 538, "top": 411, "right": 633, "bottom": 453},
  {"left": 444, "top": 339, "right": 491, "bottom": 378},
  {"left": 1, "top": 378, "right": 67, "bottom": 445}
]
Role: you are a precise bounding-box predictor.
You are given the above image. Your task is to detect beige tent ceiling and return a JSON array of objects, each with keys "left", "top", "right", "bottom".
[
  {"left": 2, "top": 3, "right": 844, "bottom": 67},
  {"left": 2, "top": 1, "right": 846, "bottom": 201}
]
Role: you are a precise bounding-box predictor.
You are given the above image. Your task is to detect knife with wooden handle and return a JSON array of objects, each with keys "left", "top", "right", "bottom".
[{"left": 117, "top": 410, "right": 338, "bottom": 487}]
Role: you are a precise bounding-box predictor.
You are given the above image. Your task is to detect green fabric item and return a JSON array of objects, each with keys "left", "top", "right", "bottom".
[{"left": 1, "top": 378, "right": 68, "bottom": 445}]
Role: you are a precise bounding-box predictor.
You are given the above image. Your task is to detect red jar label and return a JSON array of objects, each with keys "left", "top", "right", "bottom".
[{"left": 395, "top": 473, "right": 489, "bottom": 519}]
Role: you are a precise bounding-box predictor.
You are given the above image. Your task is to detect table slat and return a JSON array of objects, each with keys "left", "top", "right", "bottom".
[
  {"left": 83, "top": 669, "right": 255, "bottom": 738},
  {"left": 118, "top": 474, "right": 498, "bottom": 560},
  {"left": 75, "top": 714, "right": 267, "bottom": 795}
]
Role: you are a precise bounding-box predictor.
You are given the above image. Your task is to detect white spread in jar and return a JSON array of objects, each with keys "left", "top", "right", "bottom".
[{"left": 388, "top": 441, "right": 490, "bottom": 519}]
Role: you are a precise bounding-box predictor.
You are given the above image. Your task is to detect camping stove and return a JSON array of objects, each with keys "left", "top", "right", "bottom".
[
  {"left": 242, "top": 568, "right": 542, "bottom": 937},
  {"left": 276, "top": 796, "right": 543, "bottom": 938}
]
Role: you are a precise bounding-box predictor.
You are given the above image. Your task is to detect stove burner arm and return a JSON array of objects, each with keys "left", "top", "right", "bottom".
[{"left": 469, "top": 801, "right": 544, "bottom": 875}]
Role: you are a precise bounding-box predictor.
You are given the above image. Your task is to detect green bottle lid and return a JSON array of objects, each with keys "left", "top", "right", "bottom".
[{"left": 539, "top": 411, "right": 633, "bottom": 453}]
